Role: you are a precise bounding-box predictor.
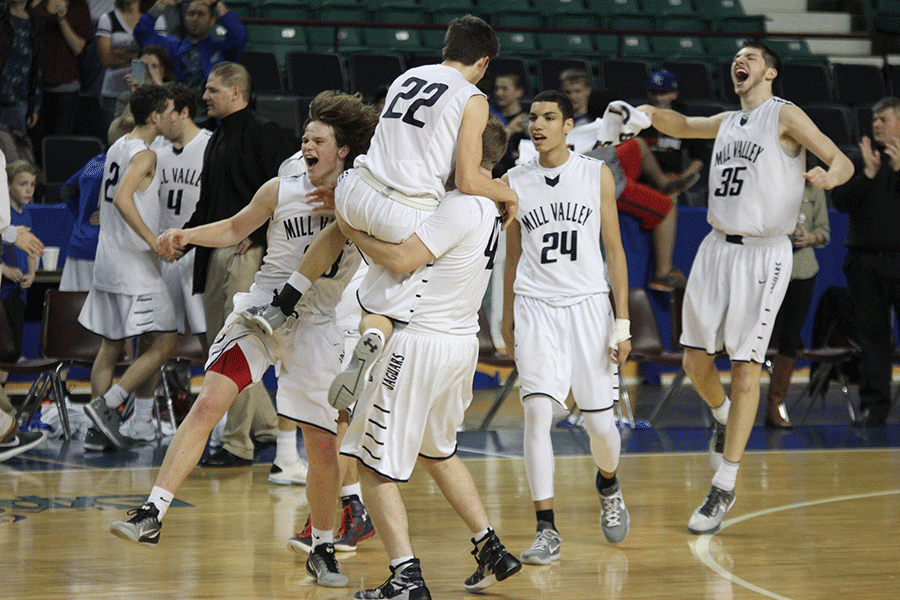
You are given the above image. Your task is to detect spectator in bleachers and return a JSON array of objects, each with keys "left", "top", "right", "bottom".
[
  {"left": 2, "top": 159, "right": 39, "bottom": 359},
  {"left": 0, "top": 147, "right": 45, "bottom": 462},
  {"left": 115, "top": 44, "right": 173, "bottom": 115},
  {"left": 134, "top": 0, "right": 246, "bottom": 127},
  {"left": 640, "top": 69, "right": 706, "bottom": 197},
  {"left": 96, "top": 0, "right": 167, "bottom": 133},
  {"left": 560, "top": 68, "right": 592, "bottom": 128},
  {"left": 29, "top": 0, "right": 92, "bottom": 153},
  {"left": 1, "top": 0, "right": 44, "bottom": 134},
  {"left": 58, "top": 150, "right": 106, "bottom": 292},
  {"left": 493, "top": 72, "right": 528, "bottom": 177}
]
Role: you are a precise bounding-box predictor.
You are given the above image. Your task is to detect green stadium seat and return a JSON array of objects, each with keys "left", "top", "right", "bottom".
[
  {"left": 363, "top": 28, "right": 423, "bottom": 52},
  {"left": 659, "top": 16, "right": 708, "bottom": 31},
  {"left": 594, "top": 34, "right": 621, "bottom": 55},
  {"left": 587, "top": 0, "right": 643, "bottom": 17},
  {"left": 704, "top": 36, "right": 747, "bottom": 59},
  {"left": 537, "top": 32, "right": 595, "bottom": 55},
  {"left": 650, "top": 35, "right": 705, "bottom": 57},
  {"left": 306, "top": 26, "right": 366, "bottom": 53},
  {"left": 496, "top": 31, "right": 541, "bottom": 57},
  {"left": 619, "top": 34, "right": 653, "bottom": 57},
  {"left": 642, "top": 0, "right": 698, "bottom": 17}
]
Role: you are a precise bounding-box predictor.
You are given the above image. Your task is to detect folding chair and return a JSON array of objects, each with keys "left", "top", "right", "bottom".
[
  {"left": 158, "top": 334, "right": 207, "bottom": 431},
  {"left": 1, "top": 299, "right": 69, "bottom": 438}
]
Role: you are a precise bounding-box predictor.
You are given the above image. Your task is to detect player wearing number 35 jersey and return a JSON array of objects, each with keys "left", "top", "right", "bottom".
[
  {"left": 502, "top": 90, "right": 633, "bottom": 563},
  {"left": 640, "top": 40, "right": 853, "bottom": 535}
]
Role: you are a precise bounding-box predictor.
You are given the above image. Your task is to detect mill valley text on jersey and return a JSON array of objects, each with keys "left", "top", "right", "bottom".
[
  {"left": 713, "top": 139, "right": 764, "bottom": 167},
  {"left": 520, "top": 202, "right": 593, "bottom": 233}
]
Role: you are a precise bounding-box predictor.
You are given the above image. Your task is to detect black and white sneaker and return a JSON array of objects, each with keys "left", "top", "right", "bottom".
[
  {"left": 83, "top": 427, "right": 113, "bottom": 452},
  {"left": 354, "top": 558, "right": 431, "bottom": 600},
  {"left": 306, "top": 543, "right": 349, "bottom": 588},
  {"left": 464, "top": 530, "right": 522, "bottom": 592},
  {"left": 329, "top": 331, "right": 383, "bottom": 411},
  {"left": 687, "top": 485, "right": 736, "bottom": 534},
  {"left": 110, "top": 503, "right": 162, "bottom": 544},
  {"left": 0, "top": 429, "right": 46, "bottom": 462},
  {"left": 709, "top": 420, "right": 726, "bottom": 471},
  {"left": 84, "top": 396, "right": 128, "bottom": 449},
  {"left": 239, "top": 303, "right": 287, "bottom": 336}
]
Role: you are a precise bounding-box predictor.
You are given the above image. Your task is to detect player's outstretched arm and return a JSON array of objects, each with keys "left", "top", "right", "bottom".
[
  {"left": 501, "top": 214, "right": 521, "bottom": 360},
  {"left": 456, "top": 95, "right": 519, "bottom": 228},
  {"left": 335, "top": 214, "right": 434, "bottom": 275},
  {"left": 168, "top": 177, "right": 280, "bottom": 253},
  {"left": 638, "top": 104, "right": 726, "bottom": 140},
  {"left": 113, "top": 149, "right": 162, "bottom": 252},
  {"left": 780, "top": 103, "right": 854, "bottom": 189},
  {"left": 598, "top": 164, "right": 631, "bottom": 365}
]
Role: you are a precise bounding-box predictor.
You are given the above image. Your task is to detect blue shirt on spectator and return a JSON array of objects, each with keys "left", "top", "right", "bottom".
[
  {"left": 62, "top": 153, "right": 104, "bottom": 261},
  {"left": 1, "top": 206, "right": 31, "bottom": 302}
]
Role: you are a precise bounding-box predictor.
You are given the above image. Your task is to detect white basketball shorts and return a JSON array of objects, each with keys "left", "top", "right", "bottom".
[
  {"left": 680, "top": 229, "right": 793, "bottom": 363},
  {"left": 514, "top": 294, "right": 619, "bottom": 413},
  {"left": 340, "top": 330, "right": 478, "bottom": 482}
]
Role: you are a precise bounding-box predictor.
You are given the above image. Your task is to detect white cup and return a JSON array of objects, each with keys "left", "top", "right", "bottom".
[{"left": 42, "top": 246, "right": 60, "bottom": 271}]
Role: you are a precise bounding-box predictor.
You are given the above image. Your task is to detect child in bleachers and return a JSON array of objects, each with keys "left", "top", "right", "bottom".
[{"left": 2, "top": 160, "right": 40, "bottom": 359}]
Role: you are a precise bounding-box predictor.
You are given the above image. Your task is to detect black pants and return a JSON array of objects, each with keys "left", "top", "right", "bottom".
[
  {"left": 844, "top": 249, "right": 900, "bottom": 415},
  {"left": 773, "top": 275, "right": 817, "bottom": 358},
  {"left": 2, "top": 293, "right": 26, "bottom": 359}
]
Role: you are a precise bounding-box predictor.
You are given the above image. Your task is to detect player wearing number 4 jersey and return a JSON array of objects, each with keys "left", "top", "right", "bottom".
[
  {"left": 242, "top": 15, "right": 518, "bottom": 415},
  {"left": 502, "top": 90, "right": 633, "bottom": 564},
  {"left": 153, "top": 82, "right": 211, "bottom": 344},
  {"left": 639, "top": 40, "right": 853, "bottom": 534}
]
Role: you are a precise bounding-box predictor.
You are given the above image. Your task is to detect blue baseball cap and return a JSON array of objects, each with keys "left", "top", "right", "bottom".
[{"left": 648, "top": 69, "right": 678, "bottom": 92}]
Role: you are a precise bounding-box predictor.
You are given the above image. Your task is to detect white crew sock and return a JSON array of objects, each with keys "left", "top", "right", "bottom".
[
  {"left": 341, "top": 482, "right": 362, "bottom": 501},
  {"left": 103, "top": 384, "right": 129, "bottom": 409},
  {"left": 133, "top": 396, "right": 155, "bottom": 421},
  {"left": 147, "top": 486, "right": 175, "bottom": 520},
  {"left": 711, "top": 396, "right": 731, "bottom": 425},
  {"left": 275, "top": 428, "right": 299, "bottom": 467},
  {"left": 711, "top": 459, "right": 740, "bottom": 492},
  {"left": 312, "top": 525, "right": 334, "bottom": 548}
]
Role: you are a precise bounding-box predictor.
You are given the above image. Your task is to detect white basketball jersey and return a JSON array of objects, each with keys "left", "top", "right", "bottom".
[
  {"left": 249, "top": 173, "right": 360, "bottom": 318},
  {"left": 355, "top": 64, "right": 484, "bottom": 201},
  {"left": 507, "top": 152, "right": 609, "bottom": 306},
  {"left": 409, "top": 190, "right": 501, "bottom": 337},
  {"left": 93, "top": 136, "right": 164, "bottom": 295},
  {"left": 708, "top": 97, "right": 805, "bottom": 237},
  {"left": 156, "top": 129, "right": 212, "bottom": 231}
]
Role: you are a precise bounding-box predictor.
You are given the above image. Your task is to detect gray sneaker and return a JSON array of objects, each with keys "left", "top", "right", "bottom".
[
  {"left": 329, "top": 331, "right": 383, "bottom": 411},
  {"left": 110, "top": 503, "right": 162, "bottom": 544},
  {"left": 709, "top": 420, "right": 726, "bottom": 471},
  {"left": 306, "top": 543, "right": 349, "bottom": 588},
  {"left": 239, "top": 303, "right": 286, "bottom": 336},
  {"left": 83, "top": 427, "right": 112, "bottom": 452},
  {"left": 520, "top": 523, "right": 561, "bottom": 565},
  {"left": 598, "top": 480, "right": 630, "bottom": 544},
  {"left": 84, "top": 396, "right": 128, "bottom": 449},
  {"left": 687, "top": 485, "right": 736, "bottom": 534}
]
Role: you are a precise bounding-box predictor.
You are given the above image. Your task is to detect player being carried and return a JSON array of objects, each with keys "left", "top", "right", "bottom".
[{"left": 241, "top": 15, "right": 518, "bottom": 412}]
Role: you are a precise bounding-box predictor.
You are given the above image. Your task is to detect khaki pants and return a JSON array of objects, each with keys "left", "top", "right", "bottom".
[{"left": 204, "top": 244, "right": 277, "bottom": 460}]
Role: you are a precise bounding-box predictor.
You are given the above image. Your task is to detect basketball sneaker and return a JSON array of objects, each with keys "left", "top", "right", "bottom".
[
  {"left": 0, "top": 429, "right": 46, "bottom": 462},
  {"left": 687, "top": 485, "right": 736, "bottom": 534},
  {"left": 597, "top": 478, "right": 630, "bottom": 544},
  {"left": 119, "top": 415, "right": 159, "bottom": 442},
  {"left": 268, "top": 459, "right": 308, "bottom": 485},
  {"left": 110, "top": 503, "right": 162, "bottom": 544},
  {"left": 709, "top": 420, "right": 726, "bottom": 471},
  {"left": 83, "top": 427, "right": 112, "bottom": 452},
  {"left": 354, "top": 558, "right": 431, "bottom": 600},
  {"left": 464, "top": 530, "right": 522, "bottom": 592},
  {"left": 334, "top": 495, "right": 376, "bottom": 551},
  {"left": 306, "top": 543, "right": 349, "bottom": 588},
  {"left": 239, "top": 303, "right": 287, "bottom": 336},
  {"left": 329, "top": 331, "right": 383, "bottom": 411},
  {"left": 288, "top": 516, "right": 314, "bottom": 554},
  {"left": 519, "top": 522, "right": 561, "bottom": 565},
  {"left": 84, "top": 396, "right": 128, "bottom": 449}
]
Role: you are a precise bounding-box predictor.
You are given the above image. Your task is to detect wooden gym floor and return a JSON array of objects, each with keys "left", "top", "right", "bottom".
[{"left": 2, "top": 375, "right": 899, "bottom": 599}]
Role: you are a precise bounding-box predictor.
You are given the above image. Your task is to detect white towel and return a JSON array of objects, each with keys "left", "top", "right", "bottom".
[{"left": 597, "top": 101, "right": 652, "bottom": 147}]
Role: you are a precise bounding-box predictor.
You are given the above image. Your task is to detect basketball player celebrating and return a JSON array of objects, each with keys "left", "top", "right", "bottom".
[
  {"left": 110, "top": 92, "right": 378, "bottom": 588},
  {"left": 242, "top": 15, "right": 518, "bottom": 414},
  {"left": 501, "top": 91, "right": 633, "bottom": 564},
  {"left": 337, "top": 116, "right": 520, "bottom": 600},
  {"left": 81, "top": 85, "right": 180, "bottom": 450},
  {"left": 639, "top": 41, "right": 853, "bottom": 534}
]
